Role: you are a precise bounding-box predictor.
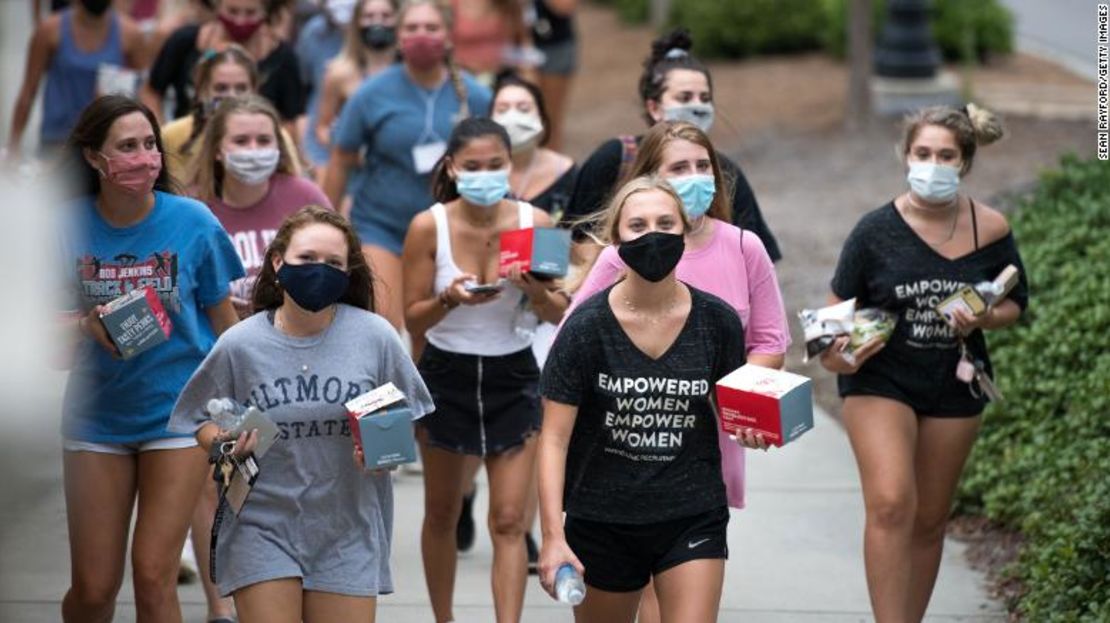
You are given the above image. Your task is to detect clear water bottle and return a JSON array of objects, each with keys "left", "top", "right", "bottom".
[
  {"left": 206, "top": 398, "right": 247, "bottom": 431},
  {"left": 554, "top": 564, "right": 585, "bottom": 605}
]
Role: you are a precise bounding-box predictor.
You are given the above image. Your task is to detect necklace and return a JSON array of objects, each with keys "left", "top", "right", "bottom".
[
  {"left": 905, "top": 194, "right": 959, "bottom": 247},
  {"left": 621, "top": 285, "right": 681, "bottom": 325},
  {"left": 275, "top": 305, "right": 337, "bottom": 373}
]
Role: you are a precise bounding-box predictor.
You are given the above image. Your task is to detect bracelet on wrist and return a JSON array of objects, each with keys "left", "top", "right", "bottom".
[{"left": 439, "top": 290, "right": 458, "bottom": 311}]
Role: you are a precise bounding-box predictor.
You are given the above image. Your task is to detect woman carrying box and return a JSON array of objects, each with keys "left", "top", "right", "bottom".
[
  {"left": 563, "top": 119, "right": 785, "bottom": 622},
  {"left": 819, "top": 104, "right": 1027, "bottom": 623},
  {"left": 400, "top": 116, "right": 567, "bottom": 623},
  {"left": 58, "top": 94, "right": 243, "bottom": 622},
  {"left": 169, "top": 206, "right": 434, "bottom": 623},
  {"left": 537, "top": 175, "right": 746, "bottom": 623}
]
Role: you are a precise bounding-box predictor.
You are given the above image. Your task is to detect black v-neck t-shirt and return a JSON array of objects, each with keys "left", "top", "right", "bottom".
[
  {"left": 541, "top": 284, "right": 746, "bottom": 524},
  {"left": 831, "top": 202, "right": 1028, "bottom": 413}
]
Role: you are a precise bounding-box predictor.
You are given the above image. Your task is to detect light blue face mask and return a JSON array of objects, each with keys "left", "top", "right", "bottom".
[
  {"left": 907, "top": 161, "right": 960, "bottom": 203},
  {"left": 669, "top": 174, "right": 716, "bottom": 219},
  {"left": 455, "top": 169, "right": 510, "bottom": 207}
]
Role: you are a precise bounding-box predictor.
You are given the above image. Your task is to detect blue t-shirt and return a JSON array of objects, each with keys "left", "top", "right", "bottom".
[
  {"left": 333, "top": 64, "right": 491, "bottom": 255},
  {"left": 296, "top": 14, "right": 345, "bottom": 166},
  {"left": 62, "top": 191, "right": 245, "bottom": 443}
]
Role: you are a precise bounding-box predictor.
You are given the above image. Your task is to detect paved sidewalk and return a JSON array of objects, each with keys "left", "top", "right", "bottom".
[{"left": 0, "top": 406, "right": 1004, "bottom": 622}]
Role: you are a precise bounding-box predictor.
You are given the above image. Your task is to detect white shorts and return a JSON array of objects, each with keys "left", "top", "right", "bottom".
[{"left": 63, "top": 436, "right": 198, "bottom": 455}]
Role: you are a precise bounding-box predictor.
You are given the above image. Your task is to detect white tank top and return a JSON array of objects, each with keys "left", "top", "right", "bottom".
[{"left": 425, "top": 201, "right": 537, "bottom": 356}]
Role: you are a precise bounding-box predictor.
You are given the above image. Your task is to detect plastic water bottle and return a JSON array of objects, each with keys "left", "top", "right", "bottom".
[
  {"left": 554, "top": 564, "right": 585, "bottom": 605},
  {"left": 206, "top": 398, "right": 247, "bottom": 431}
]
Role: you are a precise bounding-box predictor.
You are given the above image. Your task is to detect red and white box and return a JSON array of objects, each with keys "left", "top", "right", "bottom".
[{"left": 715, "top": 365, "right": 814, "bottom": 447}]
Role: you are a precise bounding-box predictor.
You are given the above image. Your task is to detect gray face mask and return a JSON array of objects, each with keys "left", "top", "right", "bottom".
[{"left": 662, "top": 102, "right": 715, "bottom": 133}]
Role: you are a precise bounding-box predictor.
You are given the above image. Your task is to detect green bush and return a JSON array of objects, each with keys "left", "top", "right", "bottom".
[
  {"left": 823, "top": 0, "right": 1013, "bottom": 62},
  {"left": 595, "top": 0, "right": 1012, "bottom": 61},
  {"left": 669, "top": 0, "right": 826, "bottom": 58},
  {"left": 955, "top": 154, "right": 1110, "bottom": 621}
]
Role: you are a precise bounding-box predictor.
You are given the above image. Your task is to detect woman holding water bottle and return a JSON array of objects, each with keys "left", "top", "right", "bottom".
[
  {"left": 401, "top": 117, "right": 567, "bottom": 623},
  {"left": 537, "top": 175, "right": 745, "bottom": 622},
  {"left": 169, "top": 206, "right": 434, "bottom": 623}
]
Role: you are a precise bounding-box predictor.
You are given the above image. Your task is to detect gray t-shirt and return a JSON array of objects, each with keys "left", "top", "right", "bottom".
[{"left": 168, "top": 304, "right": 434, "bottom": 597}]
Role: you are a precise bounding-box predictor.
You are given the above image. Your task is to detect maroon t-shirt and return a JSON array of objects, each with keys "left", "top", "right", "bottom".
[{"left": 207, "top": 174, "right": 332, "bottom": 301}]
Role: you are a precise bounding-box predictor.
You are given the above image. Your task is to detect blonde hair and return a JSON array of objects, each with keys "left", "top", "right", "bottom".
[
  {"left": 900, "top": 103, "right": 1004, "bottom": 175},
  {"left": 397, "top": 0, "right": 469, "bottom": 119},
  {"left": 189, "top": 95, "right": 298, "bottom": 202},
  {"left": 625, "top": 121, "right": 733, "bottom": 223},
  {"left": 567, "top": 176, "right": 689, "bottom": 293}
]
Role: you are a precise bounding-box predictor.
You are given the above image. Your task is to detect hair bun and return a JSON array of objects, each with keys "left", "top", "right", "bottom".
[
  {"left": 650, "top": 28, "right": 694, "bottom": 64},
  {"left": 965, "top": 102, "right": 1004, "bottom": 146}
]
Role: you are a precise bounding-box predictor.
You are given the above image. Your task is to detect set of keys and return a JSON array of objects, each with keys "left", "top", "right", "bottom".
[
  {"left": 211, "top": 439, "right": 260, "bottom": 515},
  {"left": 956, "top": 341, "right": 1003, "bottom": 402}
]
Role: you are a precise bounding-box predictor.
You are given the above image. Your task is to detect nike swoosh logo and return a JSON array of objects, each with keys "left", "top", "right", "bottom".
[{"left": 688, "top": 538, "right": 711, "bottom": 549}]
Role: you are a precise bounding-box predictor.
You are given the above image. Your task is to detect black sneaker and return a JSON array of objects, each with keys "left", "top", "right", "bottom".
[
  {"left": 456, "top": 488, "right": 476, "bottom": 552},
  {"left": 525, "top": 532, "right": 539, "bottom": 575}
]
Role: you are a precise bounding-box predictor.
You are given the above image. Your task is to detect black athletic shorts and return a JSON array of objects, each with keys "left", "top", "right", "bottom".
[{"left": 564, "top": 506, "right": 729, "bottom": 593}]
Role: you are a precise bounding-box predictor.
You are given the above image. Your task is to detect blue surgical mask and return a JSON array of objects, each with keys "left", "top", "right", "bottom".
[
  {"left": 907, "top": 161, "right": 960, "bottom": 203},
  {"left": 663, "top": 103, "right": 715, "bottom": 133},
  {"left": 455, "top": 169, "right": 510, "bottom": 207},
  {"left": 669, "top": 174, "right": 716, "bottom": 219}
]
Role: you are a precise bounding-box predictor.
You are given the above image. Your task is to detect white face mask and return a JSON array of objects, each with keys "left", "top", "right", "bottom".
[
  {"left": 906, "top": 161, "right": 960, "bottom": 203},
  {"left": 493, "top": 109, "right": 544, "bottom": 152},
  {"left": 223, "top": 148, "right": 280, "bottom": 185},
  {"left": 325, "top": 0, "right": 357, "bottom": 25},
  {"left": 662, "top": 102, "right": 715, "bottom": 133}
]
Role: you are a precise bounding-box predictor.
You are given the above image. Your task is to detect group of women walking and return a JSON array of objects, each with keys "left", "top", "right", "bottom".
[{"left": 33, "top": 3, "right": 1028, "bottom": 622}]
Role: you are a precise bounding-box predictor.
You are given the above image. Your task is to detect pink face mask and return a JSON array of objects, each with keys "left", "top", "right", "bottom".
[
  {"left": 400, "top": 34, "right": 447, "bottom": 70},
  {"left": 98, "top": 150, "right": 162, "bottom": 195}
]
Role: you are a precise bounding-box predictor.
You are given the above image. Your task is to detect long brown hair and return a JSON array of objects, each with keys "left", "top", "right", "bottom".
[
  {"left": 189, "top": 95, "right": 297, "bottom": 202},
  {"left": 625, "top": 121, "right": 733, "bottom": 223},
  {"left": 252, "top": 205, "right": 376, "bottom": 312},
  {"left": 65, "top": 95, "right": 179, "bottom": 197}
]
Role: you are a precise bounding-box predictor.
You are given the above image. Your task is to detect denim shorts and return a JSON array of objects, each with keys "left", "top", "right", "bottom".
[{"left": 417, "top": 343, "right": 541, "bottom": 457}]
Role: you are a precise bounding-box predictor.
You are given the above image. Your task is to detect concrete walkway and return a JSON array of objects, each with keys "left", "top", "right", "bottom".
[{"left": 0, "top": 405, "right": 1004, "bottom": 622}]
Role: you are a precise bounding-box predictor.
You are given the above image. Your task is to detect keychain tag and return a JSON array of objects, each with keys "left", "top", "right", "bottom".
[{"left": 956, "top": 357, "right": 976, "bottom": 383}]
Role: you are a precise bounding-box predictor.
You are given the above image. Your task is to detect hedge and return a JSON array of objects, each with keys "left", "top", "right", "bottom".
[
  {"left": 597, "top": 0, "right": 1013, "bottom": 62},
  {"left": 955, "top": 154, "right": 1110, "bottom": 621}
]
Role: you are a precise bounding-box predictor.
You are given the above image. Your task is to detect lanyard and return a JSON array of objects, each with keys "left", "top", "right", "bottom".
[{"left": 414, "top": 81, "right": 447, "bottom": 145}]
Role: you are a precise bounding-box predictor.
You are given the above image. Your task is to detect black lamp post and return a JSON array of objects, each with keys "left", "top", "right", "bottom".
[{"left": 874, "top": 0, "right": 941, "bottom": 79}]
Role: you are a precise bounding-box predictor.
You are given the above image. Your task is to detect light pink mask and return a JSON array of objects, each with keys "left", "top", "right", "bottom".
[{"left": 99, "top": 150, "right": 162, "bottom": 195}]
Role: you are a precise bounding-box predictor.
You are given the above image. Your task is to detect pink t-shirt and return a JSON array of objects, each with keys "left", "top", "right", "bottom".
[
  {"left": 564, "top": 219, "right": 790, "bottom": 509},
  {"left": 206, "top": 174, "right": 333, "bottom": 301}
]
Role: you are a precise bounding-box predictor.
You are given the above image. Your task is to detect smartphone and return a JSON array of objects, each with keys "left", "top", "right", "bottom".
[{"left": 464, "top": 280, "right": 505, "bottom": 295}]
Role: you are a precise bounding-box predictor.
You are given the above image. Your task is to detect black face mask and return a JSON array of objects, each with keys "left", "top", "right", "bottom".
[
  {"left": 617, "top": 232, "right": 685, "bottom": 283},
  {"left": 81, "top": 0, "right": 112, "bottom": 16},
  {"left": 277, "top": 262, "right": 350, "bottom": 312},
  {"left": 361, "top": 25, "right": 396, "bottom": 50}
]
